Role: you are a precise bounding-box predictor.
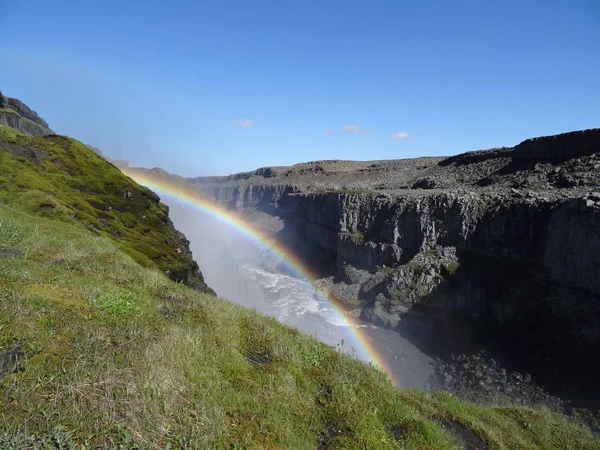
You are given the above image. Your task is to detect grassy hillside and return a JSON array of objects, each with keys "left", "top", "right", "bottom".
[
  {"left": 0, "top": 127, "right": 597, "bottom": 448},
  {"left": 1, "top": 204, "right": 598, "bottom": 449},
  {"left": 0, "top": 125, "right": 212, "bottom": 293}
]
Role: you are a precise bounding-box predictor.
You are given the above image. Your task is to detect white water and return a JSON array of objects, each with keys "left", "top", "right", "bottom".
[{"left": 165, "top": 200, "right": 433, "bottom": 389}]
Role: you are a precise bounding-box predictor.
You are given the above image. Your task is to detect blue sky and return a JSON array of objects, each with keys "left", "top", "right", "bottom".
[{"left": 1, "top": 0, "right": 599, "bottom": 176}]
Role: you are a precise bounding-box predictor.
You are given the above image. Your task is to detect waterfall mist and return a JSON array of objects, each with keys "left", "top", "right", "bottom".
[{"left": 162, "top": 199, "right": 434, "bottom": 389}]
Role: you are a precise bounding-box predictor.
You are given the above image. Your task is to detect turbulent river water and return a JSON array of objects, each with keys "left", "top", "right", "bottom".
[{"left": 165, "top": 201, "right": 434, "bottom": 389}]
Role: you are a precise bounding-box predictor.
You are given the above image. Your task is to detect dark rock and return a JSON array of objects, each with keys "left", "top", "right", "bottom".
[
  {"left": 429, "top": 350, "right": 563, "bottom": 410},
  {"left": 514, "top": 129, "right": 600, "bottom": 163},
  {"left": 434, "top": 417, "right": 489, "bottom": 450},
  {"left": 411, "top": 178, "right": 437, "bottom": 189},
  {"left": 244, "top": 352, "right": 272, "bottom": 366},
  {"left": 549, "top": 172, "right": 578, "bottom": 188},
  {"left": 0, "top": 249, "right": 21, "bottom": 258},
  {"left": 189, "top": 280, "right": 217, "bottom": 296},
  {"left": 48, "top": 257, "right": 68, "bottom": 265},
  {"left": 0, "top": 91, "right": 53, "bottom": 136},
  {"left": 388, "top": 424, "right": 407, "bottom": 441},
  {"left": 316, "top": 424, "right": 335, "bottom": 449},
  {"left": 0, "top": 344, "right": 23, "bottom": 379}
]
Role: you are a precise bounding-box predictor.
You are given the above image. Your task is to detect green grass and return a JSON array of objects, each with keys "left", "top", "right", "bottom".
[
  {"left": 446, "top": 261, "right": 461, "bottom": 275},
  {"left": 0, "top": 123, "right": 27, "bottom": 139},
  {"left": 345, "top": 297, "right": 364, "bottom": 307},
  {"left": 341, "top": 231, "right": 365, "bottom": 243},
  {"left": 422, "top": 248, "right": 438, "bottom": 257},
  {"left": 351, "top": 231, "right": 364, "bottom": 242},
  {"left": 96, "top": 291, "right": 141, "bottom": 315},
  {"left": 407, "top": 261, "right": 424, "bottom": 275},
  {"left": 0, "top": 126, "right": 210, "bottom": 291},
  {"left": 0, "top": 204, "right": 598, "bottom": 449},
  {"left": 0, "top": 107, "right": 20, "bottom": 114},
  {"left": 378, "top": 265, "right": 395, "bottom": 275},
  {"left": 390, "top": 290, "right": 409, "bottom": 302}
]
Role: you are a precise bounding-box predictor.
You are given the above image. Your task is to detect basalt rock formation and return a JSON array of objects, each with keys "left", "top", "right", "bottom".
[
  {"left": 190, "top": 128, "right": 600, "bottom": 404},
  {"left": 0, "top": 90, "right": 53, "bottom": 136}
]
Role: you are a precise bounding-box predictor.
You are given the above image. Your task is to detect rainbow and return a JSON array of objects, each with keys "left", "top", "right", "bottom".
[{"left": 122, "top": 167, "right": 394, "bottom": 384}]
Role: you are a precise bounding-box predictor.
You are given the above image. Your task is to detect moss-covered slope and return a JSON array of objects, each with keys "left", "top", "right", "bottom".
[
  {"left": 0, "top": 204, "right": 598, "bottom": 449},
  {"left": 0, "top": 125, "right": 212, "bottom": 293}
]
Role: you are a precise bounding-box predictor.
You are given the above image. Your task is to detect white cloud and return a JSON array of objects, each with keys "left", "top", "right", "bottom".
[
  {"left": 232, "top": 119, "right": 254, "bottom": 128},
  {"left": 344, "top": 124, "right": 371, "bottom": 134},
  {"left": 389, "top": 132, "right": 409, "bottom": 140}
]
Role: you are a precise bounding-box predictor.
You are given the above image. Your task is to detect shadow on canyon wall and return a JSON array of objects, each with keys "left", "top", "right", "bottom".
[{"left": 380, "top": 254, "right": 600, "bottom": 409}]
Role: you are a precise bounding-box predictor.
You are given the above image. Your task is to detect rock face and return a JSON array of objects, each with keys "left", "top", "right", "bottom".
[
  {"left": 0, "top": 90, "right": 53, "bottom": 136},
  {"left": 190, "top": 128, "right": 600, "bottom": 400}
]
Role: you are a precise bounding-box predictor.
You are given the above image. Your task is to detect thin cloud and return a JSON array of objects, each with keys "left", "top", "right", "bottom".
[
  {"left": 324, "top": 129, "right": 334, "bottom": 135},
  {"left": 232, "top": 119, "right": 254, "bottom": 128},
  {"left": 344, "top": 124, "right": 371, "bottom": 134},
  {"left": 389, "top": 132, "right": 409, "bottom": 140}
]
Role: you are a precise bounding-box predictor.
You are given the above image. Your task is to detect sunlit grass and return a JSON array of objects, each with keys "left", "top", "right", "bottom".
[
  {"left": 0, "top": 125, "right": 214, "bottom": 293},
  {"left": 0, "top": 205, "right": 598, "bottom": 449}
]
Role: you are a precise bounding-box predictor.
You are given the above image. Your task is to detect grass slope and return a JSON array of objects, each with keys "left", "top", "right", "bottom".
[
  {"left": 0, "top": 126, "right": 211, "bottom": 292},
  {"left": 0, "top": 193, "right": 598, "bottom": 448}
]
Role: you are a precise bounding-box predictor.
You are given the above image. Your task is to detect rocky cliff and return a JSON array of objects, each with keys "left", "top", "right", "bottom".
[
  {"left": 0, "top": 90, "right": 53, "bottom": 136},
  {"left": 190, "top": 128, "right": 600, "bottom": 401}
]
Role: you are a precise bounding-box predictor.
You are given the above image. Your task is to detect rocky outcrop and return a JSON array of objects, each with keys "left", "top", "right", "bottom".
[
  {"left": 270, "top": 189, "right": 600, "bottom": 330},
  {"left": 198, "top": 183, "right": 301, "bottom": 210},
  {"left": 514, "top": 129, "right": 600, "bottom": 163},
  {"left": 0, "top": 90, "right": 53, "bottom": 136}
]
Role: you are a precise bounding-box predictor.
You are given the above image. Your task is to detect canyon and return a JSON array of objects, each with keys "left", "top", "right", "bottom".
[{"left": 188, "top": 129, "right": 600, "bottom": 406}]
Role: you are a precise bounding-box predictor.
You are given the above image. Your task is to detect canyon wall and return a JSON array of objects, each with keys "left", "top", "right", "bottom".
[{"left": 190, "top": 130, "right": 600, "bottom": 382}]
